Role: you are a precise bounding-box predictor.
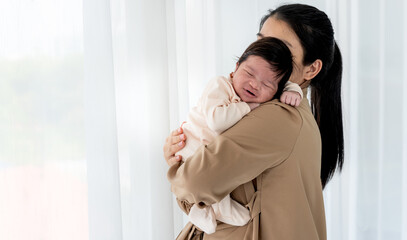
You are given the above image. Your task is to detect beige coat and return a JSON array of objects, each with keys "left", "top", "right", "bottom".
[{"left": 168, "top": 88, "right": 326, "bottom": 240}]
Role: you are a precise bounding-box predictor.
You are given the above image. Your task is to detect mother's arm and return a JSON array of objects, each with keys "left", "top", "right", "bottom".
[{"left": 167, "top": 101, "right": 302, "bottom": 208}]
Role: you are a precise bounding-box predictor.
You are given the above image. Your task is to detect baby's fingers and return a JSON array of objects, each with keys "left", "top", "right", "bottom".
[
  {"left": 285, "top": 95, "right": 292, "bottom": 105},
  {"left": 290, "top": 97, "right": 297, "bottom": 106},
  {"left": 279, "top": 93, "right": 285, "bottom": 101},
  {"left": 295, "top": 98, "right": 301, "bottom": 107}
]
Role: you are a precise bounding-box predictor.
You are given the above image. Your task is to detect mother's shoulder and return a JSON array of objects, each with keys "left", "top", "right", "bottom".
[
  {"left": 253, "top": 99, "right": 303, "bottom": 121},
  {"left": 222, "top": 99, "right": 303, "bottom": 149},
  {"left": 240, "top": 99, "right": 303, "bottom": 135}
]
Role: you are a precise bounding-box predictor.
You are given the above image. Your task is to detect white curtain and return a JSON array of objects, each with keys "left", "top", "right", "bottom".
[
  {"left": 1, "top": 0, "right": 407, "bottom": 239},
  {"left": 323, "top": 0, "right": 407, "bottom": 239},
  {"left": 0, "top": 0, "right": 88, "bottom": 239}
]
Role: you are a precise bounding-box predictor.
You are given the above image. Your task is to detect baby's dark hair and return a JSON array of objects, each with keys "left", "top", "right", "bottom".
[{"left": 237, "top": 37, "right": 293, "bottom": 99}]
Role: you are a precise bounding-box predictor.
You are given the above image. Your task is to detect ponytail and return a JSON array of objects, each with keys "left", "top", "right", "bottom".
[
  {"left": 311, "top": 41, "right": 344, "bottom": 188},
  {"left": 264, "top": 4, "right": 345, "bottom": 188}
]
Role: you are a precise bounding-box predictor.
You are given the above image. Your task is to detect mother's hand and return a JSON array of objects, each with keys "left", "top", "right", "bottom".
[{"left": 163, "top": 127, "right": 186, "bottom": 166}]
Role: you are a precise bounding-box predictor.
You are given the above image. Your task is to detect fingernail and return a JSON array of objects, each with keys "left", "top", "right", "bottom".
[
  {"left": 178, "top": 128, "right": 182, "bottom": 133},
  {"left": 178, "top": 141, "right": 183, "bottom": 146},
  {"left": 180, "top": 134, "right": 185, "bottom": 140},
  {"left": 177, "top": 155, "right": 182, "bottom": 161}
]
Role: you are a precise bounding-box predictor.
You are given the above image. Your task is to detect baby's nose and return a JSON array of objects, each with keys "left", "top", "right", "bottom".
[{"left": 249, "top": 80, "right": 258, "bottom": 89}]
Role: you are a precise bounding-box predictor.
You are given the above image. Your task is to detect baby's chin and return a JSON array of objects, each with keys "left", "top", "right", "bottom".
[{"left": 240, "top": 96, "right": 254, "bottom": 103}]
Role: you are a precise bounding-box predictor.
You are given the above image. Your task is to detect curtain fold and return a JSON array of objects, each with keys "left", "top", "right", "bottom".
[
  {"left": 108, "top": 0, "right": 176, "bottom": 239},
  {"left": 83, "top": 0, "right": 123, "bottom": 239},
  {"left": 403, "top": 2, "right": 407, "bottom": 239}
]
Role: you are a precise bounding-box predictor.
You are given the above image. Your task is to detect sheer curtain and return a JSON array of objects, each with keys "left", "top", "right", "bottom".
[
  {"left": 1, "top": 0, "right": 407, "bottom": 239},
  {"left": 0, "top": 0, "right": 88, "bottom": 239}
]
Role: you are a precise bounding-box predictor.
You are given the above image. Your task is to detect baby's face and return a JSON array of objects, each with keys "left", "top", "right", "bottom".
[{"left": 232, "top": 55, "right": 280, "bottom": 103}]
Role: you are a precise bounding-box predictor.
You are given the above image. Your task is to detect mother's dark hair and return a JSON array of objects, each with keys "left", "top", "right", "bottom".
[{"left": 260, "top": 4, "right": 344, "bottom": 188}]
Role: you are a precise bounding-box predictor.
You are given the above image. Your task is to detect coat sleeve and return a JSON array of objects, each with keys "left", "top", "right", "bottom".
[{"left": 167, "top": 100, "right": 302, "bottom": 207}]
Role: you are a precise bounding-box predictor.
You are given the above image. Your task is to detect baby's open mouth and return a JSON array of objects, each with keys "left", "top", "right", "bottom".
[{"left": 246, "top": 90, "right": 255, "bottom": 96}]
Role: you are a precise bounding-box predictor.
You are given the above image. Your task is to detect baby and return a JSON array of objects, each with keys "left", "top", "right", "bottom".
[{"left": 175, "top": 37, "right": 302, "bottom": 234}]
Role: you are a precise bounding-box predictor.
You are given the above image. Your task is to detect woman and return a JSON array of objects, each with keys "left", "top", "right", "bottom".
[{"left": 164, "top": 4, "right": 343, "bottom": 239}]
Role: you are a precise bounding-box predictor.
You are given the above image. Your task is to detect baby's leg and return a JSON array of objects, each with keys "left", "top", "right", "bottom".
[
  {"left": 188, "top": 204, "right": 217, "bottom": 234},
  {"left": 212, "top": 194, "right": 250, "bottom": 226}
]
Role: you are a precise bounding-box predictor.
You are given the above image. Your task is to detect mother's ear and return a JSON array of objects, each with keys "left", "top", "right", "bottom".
[{"left": 304, "top": 59, "right": 323, "bottom": 80}]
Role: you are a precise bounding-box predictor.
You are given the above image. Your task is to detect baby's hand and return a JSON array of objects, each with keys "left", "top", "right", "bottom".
[
  {"left": 247, "top": 102, "right": 260, "bottom": 110},
  {"left": 280, "top": 91, "right": 301, "bottom": 107}
]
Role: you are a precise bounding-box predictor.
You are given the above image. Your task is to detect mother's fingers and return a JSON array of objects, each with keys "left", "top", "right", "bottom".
[
  {"left": 166, "top": 155, "right": 182, "bottom": 167},
  {"left": 170, "top": 140, "right": 185, "bottom": 156},
  {"left": 172, "top": 127, "right": 183, "bottom": 136},
  {"left": 170, "top": 133, "right": 186, "bottom": 145},
  {"left": 166, "top": 128, "right": 186, "bottom": 143}
]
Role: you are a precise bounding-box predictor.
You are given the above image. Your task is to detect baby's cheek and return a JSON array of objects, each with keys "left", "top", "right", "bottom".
[{"left": 264, "top": 91, "right": 275, "bottom": 102}]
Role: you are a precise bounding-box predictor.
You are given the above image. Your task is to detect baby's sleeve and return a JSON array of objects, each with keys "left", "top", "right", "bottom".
[
  {"left": 201, "top": 77, "right": 251, "bottom": 135},
  {"left": 283, "top": 81, "right": 303, "bottom": 99}
]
